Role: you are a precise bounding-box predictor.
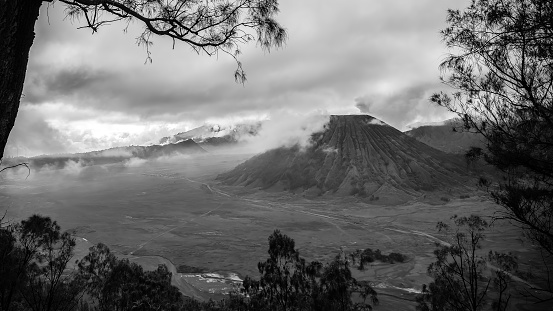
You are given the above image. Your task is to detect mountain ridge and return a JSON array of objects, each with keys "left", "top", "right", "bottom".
[
  {"left": 159, "top": 122, "right": 262, "bottom": 146},
  {"left": 3, "top": 139, "right": 206, "bottom": 170}
]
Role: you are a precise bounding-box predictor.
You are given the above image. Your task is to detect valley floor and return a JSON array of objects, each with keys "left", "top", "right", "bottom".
[{"left": 0, "top": 153, "right": 544, "bottom": 310}]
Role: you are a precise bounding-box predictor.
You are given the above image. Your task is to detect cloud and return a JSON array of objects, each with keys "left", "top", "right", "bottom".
[
  {"left": 123, "top": 157, "right": 147, "bottom": 168},
  {"left": 242, "top": 111, "right": 330, "bottom": 153},
  {"left": 124, "top": 154, "right": 194, "bottom": 168},
  {"left": 4, "top": 103, "right": 197, "bottom": 156},
  {"left": 354, "top": 83, "right": 457, "bottom": 131},
  {"left": 4, "top": 105, "right": 73, "bottom": 157},
  {"left": 53, "top": 159, "right": 85, "bottom": 175},
  {"left": 322, "top": 147, "right": 338, "bottom": 154},
  {"left": 355, "top": 96, "right": 373, "bottom": 114},
  {"left": 367, "top": 119, "right": 388, "bottom": 126},
  {"left": 1, "top": 158, "right": 87, "bottom": 181},
  {"left": 98, "top": 149, "right": 133, "bottom": 157},
  {"left": 23, "top": 66, "right": 112, "bottom": 104},
  {"left": 10, "top": 0, "right": 471, "bottom": 155}
]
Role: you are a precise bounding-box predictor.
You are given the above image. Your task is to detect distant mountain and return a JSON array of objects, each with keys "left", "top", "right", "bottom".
[
  {"left": 217, "top": 115, "right": 473, "bottom": 203},
  {"left": 8, "top": 140, "right": 206, "bottom": 170},
  {"left": 404, "top": 119, "right": 485, "bottom": 154},
  {"left": 159, "top": 122, "right": 262, "bottom": 146}
]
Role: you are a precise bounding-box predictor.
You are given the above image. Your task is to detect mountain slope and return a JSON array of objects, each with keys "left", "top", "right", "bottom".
[
  {"left": 217, "top": 115, "right": 472, "bottom": 201},
  {"left": 404, "top": 119, "right": 485, "bottom": 154}
]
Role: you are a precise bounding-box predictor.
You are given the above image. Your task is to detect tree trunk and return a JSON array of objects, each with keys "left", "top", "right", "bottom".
[{"left": 0, "top": 0, "right": 43, "bottom": 161}]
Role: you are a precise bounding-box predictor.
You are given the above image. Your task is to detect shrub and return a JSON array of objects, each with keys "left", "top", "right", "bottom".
[{"left": 388, "top": 252, "right": 406, "bottom": 263}]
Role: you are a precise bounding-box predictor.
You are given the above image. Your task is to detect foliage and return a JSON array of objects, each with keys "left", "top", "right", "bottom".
[
  {"left": 415, "top": 215, "right": 517, "bottom": 311},
  {"left": 241, "top": 230, "right": 377, "bottom": 311},
  {"left": 432, "top": 0, "right": 553, "bottom": 300},
  {"left": 0, "top": 214, "right": 84, "bottom": 311},
  {"left": 177, "top": 264, "right": 206, "bottom": 274},
  {"left": 315, "top": 253, "right": 377, "bottom": 311},
  {"left": 350, "top": 248, "right": 406, "bottom": 269},
  {"left": 77, "top": 243, "right": 183, "bottom": 311}
]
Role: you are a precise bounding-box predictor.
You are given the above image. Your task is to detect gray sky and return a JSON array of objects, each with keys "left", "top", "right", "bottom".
[{"left": 6, "top": 0, "right": 469, "bottom": 157}]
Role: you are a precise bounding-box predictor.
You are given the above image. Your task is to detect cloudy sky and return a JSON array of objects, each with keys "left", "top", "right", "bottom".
[{"left": 6, "top": 0, "right": 469, "bottom": 157}]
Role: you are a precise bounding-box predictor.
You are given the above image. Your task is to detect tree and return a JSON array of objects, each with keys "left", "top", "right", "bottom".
[
  {"left": 315, "top": 252, "right": 377, "bottom": 311},
  {"left": 242, "top": 230, "right": 322, "bottom": 311},
  {"left": 0, "top": 0, "right": 286, "bottom": 160},
  {"left": 77, "top": 243, "right": 183, "bottom": 311},
  {"left": 431, "top": 0, "right": 553, "bottom": 300},
  {"left": 415, "top": 215, "right": 517, "bottom": 311},
  {"left": 242, "top": 230, "right": 377, "bottom": 311},
  {"left": 0, "top": 214, "right": 85, "bottom": 311},
  {"left": 20, "top": 216, "right": 83, "bottom": 311},
  {"left": 76, "top": 243, "right": 118, "bottom": 309},
  {"left": 0, "top": 215, "right": 22, "bottom": 310}
]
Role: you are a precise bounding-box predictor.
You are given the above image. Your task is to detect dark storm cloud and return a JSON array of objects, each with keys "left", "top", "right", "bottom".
[
  {"left": 44, "top": 67, "right": 107, "bottom": 94},
  {"left": 23, "top": 64, "right": 234, "bottom": 118},
  {"left": 24, "top": 66, "right": 111, "bottom": 104}
]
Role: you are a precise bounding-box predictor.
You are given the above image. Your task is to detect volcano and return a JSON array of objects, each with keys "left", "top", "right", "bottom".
[{"left": 217, "top": 115, "right": 472, "bottom": 202}]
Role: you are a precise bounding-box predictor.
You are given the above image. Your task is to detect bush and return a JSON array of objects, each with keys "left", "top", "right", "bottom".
[
  {"left": 388, "top": 252, "right": 406, "bottom": 263},
  {"left": 351, "top": 248, "right": 407, "bottom": 266},
  {"left": 177, "top": 265, "right": 206, "bottom": 273}
]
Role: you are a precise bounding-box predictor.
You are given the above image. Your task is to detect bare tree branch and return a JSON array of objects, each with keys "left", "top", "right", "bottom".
[{"left": 55, "top": 0, "right": 287, "bottom": 82}]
